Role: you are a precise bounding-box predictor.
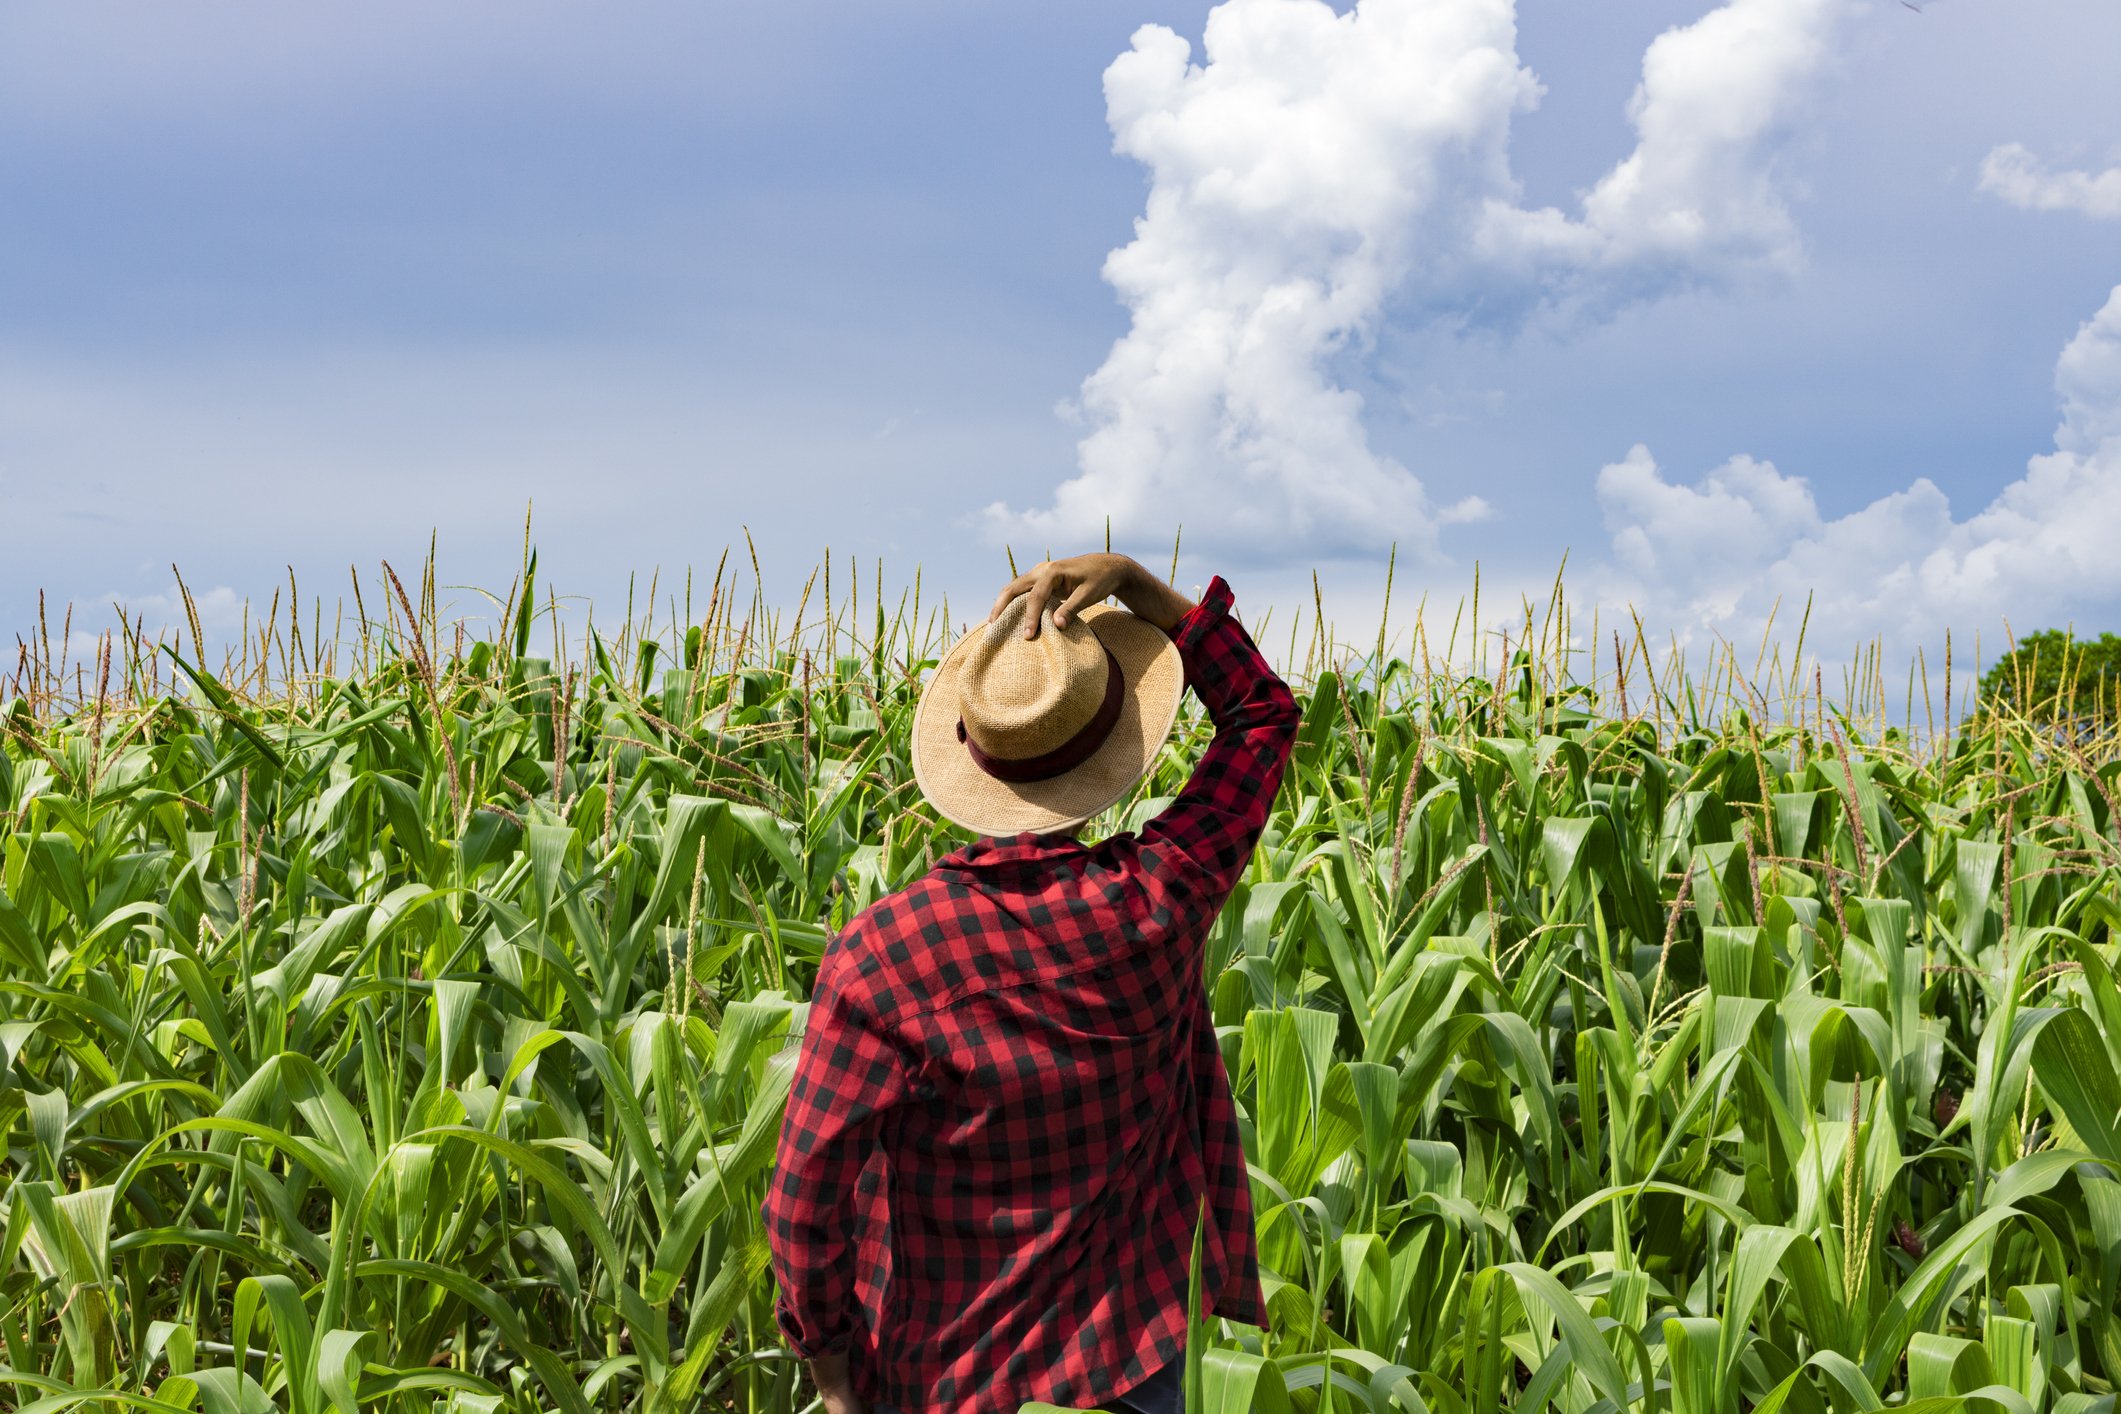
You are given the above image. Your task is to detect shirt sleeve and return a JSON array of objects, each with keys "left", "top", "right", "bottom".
[
  {"left": 761, "top": 963, "right": 915, "bottom": 1360},
  {"left": 1136, "top": 575, "right": 1303, "bottom": 911}
]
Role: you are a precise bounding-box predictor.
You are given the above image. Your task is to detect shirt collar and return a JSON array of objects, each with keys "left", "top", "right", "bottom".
[{"left": 935, "top": 829, "right": 1088, "bottom": 873}]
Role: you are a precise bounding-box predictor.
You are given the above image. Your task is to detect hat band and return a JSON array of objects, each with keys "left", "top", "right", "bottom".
[{"left": 956, "top": 644, "right": 1126, "bottom": 784}]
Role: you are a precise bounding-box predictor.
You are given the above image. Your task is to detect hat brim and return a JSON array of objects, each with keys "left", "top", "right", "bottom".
[{"left": 911, "top": 604, "right": 1184, "bottom": 837}]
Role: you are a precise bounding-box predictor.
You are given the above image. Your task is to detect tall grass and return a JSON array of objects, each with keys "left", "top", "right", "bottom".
[{"left": 2, "top": 543, "right": 2119, "bottom": 1414}]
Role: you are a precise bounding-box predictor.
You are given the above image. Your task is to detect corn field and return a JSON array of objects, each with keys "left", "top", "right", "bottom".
[{"left": 3, "top": 546, "right": 2120, "bottom": 1414}]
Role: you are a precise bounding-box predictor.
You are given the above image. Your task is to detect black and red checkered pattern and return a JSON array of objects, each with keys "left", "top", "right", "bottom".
[{"left": 761, "top": 576, "right": 1300, "bottom": 1414}]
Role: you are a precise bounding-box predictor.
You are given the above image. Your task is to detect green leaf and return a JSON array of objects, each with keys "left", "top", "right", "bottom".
[
  {"left": 2031, "top": 1007, "right": 2121, "bottom": 1166},
  {"left": 1199, "top": 1348, "right": 1292, "bottom": 1414},
  {"left": 1496, "top": 1263, "right": 1630, "bottom": 1410}
]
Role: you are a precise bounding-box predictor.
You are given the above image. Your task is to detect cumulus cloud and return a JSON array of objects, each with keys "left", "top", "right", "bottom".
[
  {"left": 1979, "top": 143, "right": 2121, "bottom": 221},
  {"left": 57, "top": 582, "right": 249, "bottom": 660},
  {"left": 118, "top": 582, "right": 248, "bottom": 638},
  {"left": 1481, "top": 0, "right": 1840, "bottom": 289},
  {"left": 1591, "top": 283, "right": 2121, "bottom": 661},
  {"left": 10, "top": 581, "right": 245, "bottom": 701},
  {"left": 983, "top": 0, "right": 1849, "bottom": 561}
]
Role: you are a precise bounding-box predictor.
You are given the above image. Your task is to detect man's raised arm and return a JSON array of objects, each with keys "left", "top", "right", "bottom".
[{"left": 1138, "top": 575, "right": 1302, "bottom": 907}]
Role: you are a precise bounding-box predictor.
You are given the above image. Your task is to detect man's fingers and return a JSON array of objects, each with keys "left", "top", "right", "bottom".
[
  {"left": 986, "top": 572, "right": 1035, "bottom": 624},
  {"left": 1051, "top": 581, "right": 1099, "bottom": 629},
  {"left": 989, "top": 556, "right": 1114, "bottom": 633},
  {"left": 1020, "top": 570, "right": 1060, "bottom": 637}
]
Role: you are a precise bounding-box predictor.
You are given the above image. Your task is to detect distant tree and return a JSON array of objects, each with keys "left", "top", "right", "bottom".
[{"left": 1975, "top": 629, "right": 2121, "bottom": 741}]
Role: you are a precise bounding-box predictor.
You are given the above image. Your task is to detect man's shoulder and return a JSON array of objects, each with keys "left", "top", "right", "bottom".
[
  {"left": 820, "top": 872, "right": 983, "bottom": 1015},
  {"left": 836, "top": 869, "right": 980, "bottom": 951}
]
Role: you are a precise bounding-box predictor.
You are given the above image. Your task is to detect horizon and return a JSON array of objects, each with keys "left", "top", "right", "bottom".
[{"left": 5, "top": 526, "right": 2065, "bottom": 745}]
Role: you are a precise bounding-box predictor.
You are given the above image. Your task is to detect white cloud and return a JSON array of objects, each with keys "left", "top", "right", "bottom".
[
  {"left": 1481, "top": 0, "right": 1840, "bottom": 289},
  {"left": 9, "top": 582, "right": 243, "bottom": 701},
  {"left": 1979, "top": 143, "right": 2121, "bottom": 221},
  {"left": 1591, "top": 283, "right": 2121, "bottom": 661},
  {"left": 983, "top": 0, "right": 1849, "bottom": 561},
  {"left": 114, "top": 583, "right": 249, "bottom": 640},
  {"left": 52, "top": 583, "right": 248, "bottom": 663}
]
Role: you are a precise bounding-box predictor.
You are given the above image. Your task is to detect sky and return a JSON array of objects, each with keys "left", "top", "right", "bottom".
[{"left": 4, "top": 0, "right": 2120, "bottom": 685}]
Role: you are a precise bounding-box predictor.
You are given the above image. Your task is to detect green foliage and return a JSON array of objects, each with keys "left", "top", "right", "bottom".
[
  {"left": 1977, "top": 628, "right": 2121, "bottom": 740},
  {"left": 1, "top": 556, "right": 2119, "bottom": 1414}
]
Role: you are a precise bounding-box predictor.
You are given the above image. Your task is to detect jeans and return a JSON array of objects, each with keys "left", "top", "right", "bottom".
[
  {"left": 1105, "top": 1354, "right": 1183, "bottom": 1414},
  {"left": 869, "top": 1353, "right": 1182, "bottom": 1414}
]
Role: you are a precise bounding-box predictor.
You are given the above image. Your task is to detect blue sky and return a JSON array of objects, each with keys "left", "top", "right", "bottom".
[{"left": 4, "top": 0, "right": 2120, "bottom": 675}]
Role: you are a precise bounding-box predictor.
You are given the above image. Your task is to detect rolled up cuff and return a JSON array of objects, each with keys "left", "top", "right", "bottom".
[
  {"left": 775, "top": 1295, "right": 854, "bottom": 1361},
  {"left": 1170, "top": 575, "right": 1234, "bottom": 661}
]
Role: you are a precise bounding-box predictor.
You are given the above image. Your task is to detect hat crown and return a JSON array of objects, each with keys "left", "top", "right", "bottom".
[{"left": 956, "top": 596, "right": 1110, "bottom": 761}]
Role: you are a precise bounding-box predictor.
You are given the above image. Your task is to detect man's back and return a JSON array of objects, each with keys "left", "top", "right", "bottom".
[{"left": 765, "top": 575, "right": 1300, "bottom": 1414}]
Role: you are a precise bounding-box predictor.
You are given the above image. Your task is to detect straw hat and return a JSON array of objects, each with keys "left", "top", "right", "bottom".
[{"left": 912, "top": 593, "right": 1184, "bottom": 837}]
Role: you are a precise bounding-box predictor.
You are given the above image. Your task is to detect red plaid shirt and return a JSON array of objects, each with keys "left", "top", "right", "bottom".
[{"left": 761, "top": 576, "right": 1299, "bottom": 1414}]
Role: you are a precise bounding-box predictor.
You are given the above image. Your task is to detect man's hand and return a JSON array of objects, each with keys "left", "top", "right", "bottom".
[
  {"left": 807, "top": 1353, "right": 864, "bottom": 1414},
  {"left": 987, "top": 553, "right": 1195, "bottom": 637}
]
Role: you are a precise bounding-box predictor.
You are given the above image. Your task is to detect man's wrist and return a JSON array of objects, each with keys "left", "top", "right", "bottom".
[
  {"left": 1120, "top": 560, "right": 1194, "bottom": 632},
  {"left": 806, "top": 1350, "right": 853, "bottom": 1393}
]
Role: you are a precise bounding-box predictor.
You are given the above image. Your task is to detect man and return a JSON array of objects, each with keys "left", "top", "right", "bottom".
[{"left": 762, "top": 551, "right": 1300, "bottom": 1414}]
